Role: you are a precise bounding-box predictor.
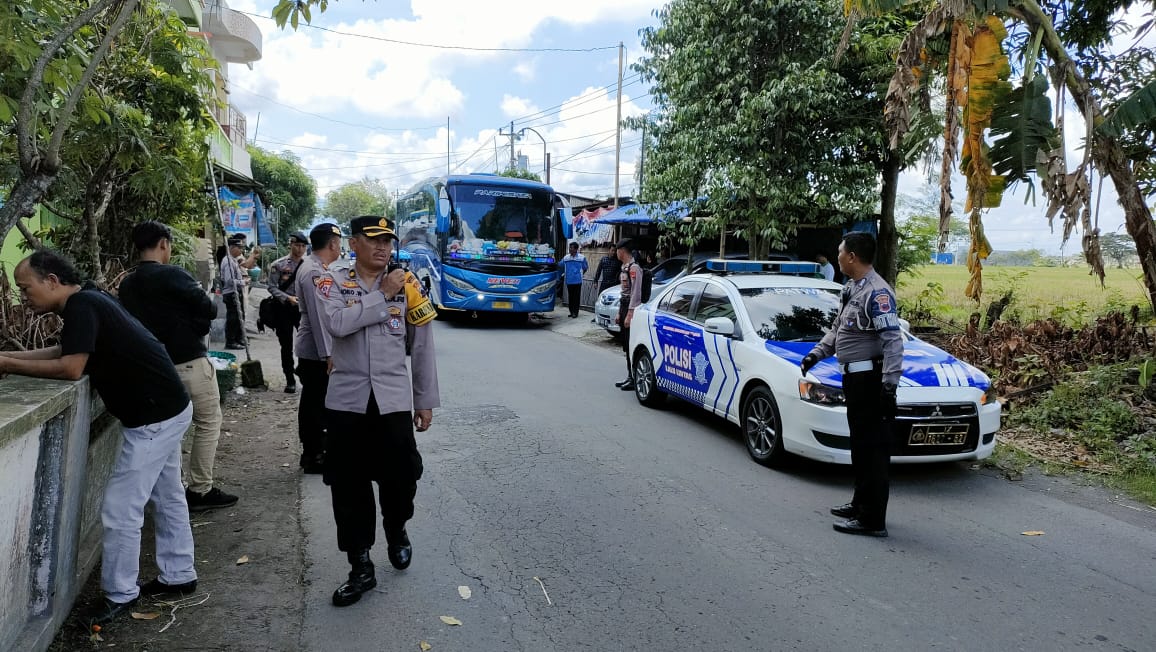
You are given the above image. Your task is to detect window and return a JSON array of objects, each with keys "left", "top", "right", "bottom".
[
  {"left": 693, "top": 284, "right": 736, "bottom": 324},
  {"left": 740, "top": 287, "right": 841, "bottom": 341},
  {"left": 659, "top": 280, "right": 704, "bottom": 318}
]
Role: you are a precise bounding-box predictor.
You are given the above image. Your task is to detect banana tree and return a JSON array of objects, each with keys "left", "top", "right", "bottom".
[{"left": 846, "top": 0, "right": 1156, "bottom": 310}]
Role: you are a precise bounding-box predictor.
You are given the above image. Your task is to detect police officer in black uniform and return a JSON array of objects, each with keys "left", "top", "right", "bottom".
[{"left": 801, "top": 232, "right": 903, "bottom": 538}]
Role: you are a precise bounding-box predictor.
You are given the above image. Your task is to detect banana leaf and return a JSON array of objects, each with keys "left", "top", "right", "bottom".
[
  {"left": 1098, "top": 79, "right": 1156, "bottom": 139},
  {"left": 988, "top": 75, "right": 1060, "bottom": 187}
]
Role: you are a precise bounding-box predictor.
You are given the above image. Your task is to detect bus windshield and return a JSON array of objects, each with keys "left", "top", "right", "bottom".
[{"left": 447, "top": 183, "right": 556, "bottom": 263}]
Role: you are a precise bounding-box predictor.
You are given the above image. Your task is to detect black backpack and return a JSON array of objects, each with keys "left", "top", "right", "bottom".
[{"left": 630, "top": 262, "right": 653, "bottom": 303}]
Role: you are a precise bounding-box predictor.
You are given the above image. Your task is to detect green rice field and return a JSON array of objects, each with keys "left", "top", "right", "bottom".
[{"left": 895, "top": 264, "right": 1152, "bottom": 327}]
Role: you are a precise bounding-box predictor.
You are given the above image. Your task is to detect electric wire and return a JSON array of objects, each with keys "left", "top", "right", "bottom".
[{"left": 237, "top": 9, "right": 619, "bottom": 52}]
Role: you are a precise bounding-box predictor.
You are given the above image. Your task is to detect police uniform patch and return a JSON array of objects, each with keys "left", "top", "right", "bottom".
[
  {"left": 388, "top": 306, "right": 403, "bottom": 317},
  {"left": 873, "top": 292, "right": 893, "bottom": 313},
  {"left": 317, "top": 277, "right": 333, "bottom": 298},
  {"left": 388, "top": 317, "right": 403, "bottom": 331},
  {"left": 342, "top": 280, "right": 359, "bottom": 288}
]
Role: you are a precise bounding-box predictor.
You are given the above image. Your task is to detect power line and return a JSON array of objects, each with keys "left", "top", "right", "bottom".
[
  {"left": 508, "top": 74, "right": 642, "bottom": 127},
  {"left": 234, "top": 85, "right": 443, "bottom": 132},
  {"left": 255, "top": 137, "right": 460, "bottom": 158},
  {"left": 238, "top": 9, "right": 619, "bottom": 52}
]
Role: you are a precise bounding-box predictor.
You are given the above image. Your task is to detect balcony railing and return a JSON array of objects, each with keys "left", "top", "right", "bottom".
[{"left": 211, "top": 104, "right": 247, "bottom": 147}]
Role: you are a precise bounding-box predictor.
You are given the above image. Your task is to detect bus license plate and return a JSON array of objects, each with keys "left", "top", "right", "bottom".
[
  {"left": 492, "top": 301, "right": 513, "bottom": 309},
  {"left": 908, "top": 423, "right": 969, "bottom": 446}
]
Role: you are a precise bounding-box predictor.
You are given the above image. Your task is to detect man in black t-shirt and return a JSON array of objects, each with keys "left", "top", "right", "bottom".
[
  {"left": 0, "top": 250, "right": 198, "bottom": 628},
  {"left": 119, "top": 221, "right": 239, "bottom": 512}
]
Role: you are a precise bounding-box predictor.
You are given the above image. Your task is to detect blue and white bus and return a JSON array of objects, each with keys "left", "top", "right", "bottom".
[{"left": 396, "top": 174, "right": 570, "bottom": 315}]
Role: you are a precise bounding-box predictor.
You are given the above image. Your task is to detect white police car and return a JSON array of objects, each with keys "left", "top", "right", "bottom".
[{"left": 627, "top": 260, "right": 1000, "bottom": 467}]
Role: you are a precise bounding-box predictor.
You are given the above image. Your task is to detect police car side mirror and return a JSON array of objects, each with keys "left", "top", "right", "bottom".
[{"left": 704, "top": 317, "right": 735, "bottom": 337}]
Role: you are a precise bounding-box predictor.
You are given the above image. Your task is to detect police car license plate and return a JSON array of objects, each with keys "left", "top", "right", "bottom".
[
  {"left": 492, "top": 301, "right": 513, "bottom": 309},
  {"left": 908, "top": 423, "right": 969, "bottom": 446}
]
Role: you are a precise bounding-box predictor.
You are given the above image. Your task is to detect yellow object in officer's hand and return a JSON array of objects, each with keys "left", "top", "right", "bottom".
[{"left": 404, "top": 271, "right": 437, "bottom": 326}]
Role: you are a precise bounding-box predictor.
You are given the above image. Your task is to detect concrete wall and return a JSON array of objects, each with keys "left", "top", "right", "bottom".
[{"left": 0, "top": 376, "right": 121, "bottom": 652}]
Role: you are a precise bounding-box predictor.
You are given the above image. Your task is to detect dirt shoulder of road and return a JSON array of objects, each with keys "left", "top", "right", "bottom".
[{"left": 48, "top": 300, "right": 594, "bottom": 651}]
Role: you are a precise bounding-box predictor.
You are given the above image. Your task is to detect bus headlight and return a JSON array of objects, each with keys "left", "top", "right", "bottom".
[
  {"left": 444, "top": 275, "right": 474, "bottom": 291},
  {"left": 527, "top": 279, "right": 555, "bottom": 295}
]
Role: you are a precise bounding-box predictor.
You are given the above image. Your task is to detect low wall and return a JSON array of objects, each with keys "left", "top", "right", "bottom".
[{"left": 0, "top": 376, "right": 121, "bottom": 652}]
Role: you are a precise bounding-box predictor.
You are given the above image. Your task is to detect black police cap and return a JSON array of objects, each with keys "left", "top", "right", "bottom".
[{"left": 349, "top": 215, "right": 398, "bottom": 240}]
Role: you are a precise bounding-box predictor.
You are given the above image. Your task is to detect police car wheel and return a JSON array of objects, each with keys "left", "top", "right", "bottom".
[
  {"left": 741, "top": 386, "right": 787, "bottom": 467},
  {"left": 632, "top": 350, "right": 665, "bottom": 408}
]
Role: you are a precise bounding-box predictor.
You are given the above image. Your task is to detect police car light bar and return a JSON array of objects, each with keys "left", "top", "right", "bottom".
[{"left": 704, "top": 259, "right": 821, "bottom": 276}]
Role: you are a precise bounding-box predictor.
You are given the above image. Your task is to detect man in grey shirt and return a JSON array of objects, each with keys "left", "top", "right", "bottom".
[
  {"left": 801, "top": 232, "right": 903, "bottom": 538},
  {"left": 317, "top": 215, "right": 439, "bottom": 607},
  {"left": 267, "top": 232, "right": 307, "bottom": 393},
  {"left": 293, "top": 223, "right": 342, "bottom": 473}
]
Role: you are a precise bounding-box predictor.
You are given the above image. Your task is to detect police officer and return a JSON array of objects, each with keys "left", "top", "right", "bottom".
[
  {"left": 800, "top": 232, "right": 903, "bottom": 538},
  {"left": 294, "top": 223, "right": 343, "bottom": 473},
  {"left": 614, "top": 239, "right": 643, "bottom": 390},
  {"left": 268, "top": 232, "right": 307, "bottom": 393},
  {"left": 317, "top": 215, "right": 439, "bottom": 607}
]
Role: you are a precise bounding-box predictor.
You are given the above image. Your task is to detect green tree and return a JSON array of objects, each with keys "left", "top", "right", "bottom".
[
  {"left": 324, "top": 178, "right": 394, "bottom": 227},
  {"left": 1100, "top": 232, "right": 1137, "bottom": 268},
  {"left": 629, "top": 0, "right": 879, "bottom": 259},
  {"left": 499, "top": 167, "right": 542, "bottom": 182},
  {"left": 0, "top": 0, "right": 145, "bottom": 247},
  {"left": 46, "top": 5, "right": 216, "bottom": 280},
  {"left": 897, "top": 213, "right": 968, "bottom": 272},
  {"left": 250, "top": 147, "right": 318, "bottom": 239}
]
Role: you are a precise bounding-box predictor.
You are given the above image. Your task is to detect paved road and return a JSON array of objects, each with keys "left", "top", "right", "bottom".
[{"left": 300, "top": 315, "right": 1156, "bottom": 652}]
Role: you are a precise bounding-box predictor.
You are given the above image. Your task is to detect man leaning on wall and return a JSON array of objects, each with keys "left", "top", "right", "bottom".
[{"left": 0, "top": 249, "right": 197, "bottom": 628}]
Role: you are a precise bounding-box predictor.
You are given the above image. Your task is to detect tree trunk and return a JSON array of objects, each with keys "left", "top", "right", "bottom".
[
  {"left": 877, "top": 148, "right": 902, "bottom": 286},
  {"left": 83, "top": 175, "right": 116, "bottom": 284},
  {"left": 1096, "top": 141, "right": 1156, "bottom": 310},
  {"left": 1015, "top": 0, "right": 1156, "bottom": 312},
  {"left": 0, "top": 174, "right": 57, "bottom": 247}
]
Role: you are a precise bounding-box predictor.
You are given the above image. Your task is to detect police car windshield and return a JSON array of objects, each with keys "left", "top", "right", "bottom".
[{"left": 740, "top": 287, "right": 841, "bottom": 342}]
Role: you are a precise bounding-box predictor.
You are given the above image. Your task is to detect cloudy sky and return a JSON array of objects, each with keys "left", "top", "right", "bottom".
[{"left": 220, "top": 0, "right": 1150, "bottom": 254}]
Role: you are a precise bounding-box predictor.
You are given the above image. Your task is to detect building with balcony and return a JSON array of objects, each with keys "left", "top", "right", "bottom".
[{"left": 199, "top": 0, "right": 262, "bottom": 185}]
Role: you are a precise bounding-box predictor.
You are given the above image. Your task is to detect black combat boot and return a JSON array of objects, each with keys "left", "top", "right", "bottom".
[
  {"left": 386, "top": 528, "right": 412, "bottom": 570},
  {"left": 332, "top": 549, "right": 376, "bottom": 607}
]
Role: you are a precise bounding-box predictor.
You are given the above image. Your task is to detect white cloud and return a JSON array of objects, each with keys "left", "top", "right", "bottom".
[
  {"left": 500, "top": 94, "right": 538, "bottom": 118},
  {"left": 229, "top": 0, "right": 655, "bottom": 121},
  {"left": 513, "top": 60, "right": 537, "bottom": 82}
]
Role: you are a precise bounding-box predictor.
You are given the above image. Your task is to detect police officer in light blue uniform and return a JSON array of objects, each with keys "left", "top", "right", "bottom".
[{"left": 801, "top": 232, "right": 903, "bottom": 538}]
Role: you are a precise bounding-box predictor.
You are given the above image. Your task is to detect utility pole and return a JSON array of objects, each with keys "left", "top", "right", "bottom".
[
  {"left": 545, "top": 152, "right": 551, "bottom": 185},
  {"left": 638, "top": 121, "right": 646, "bottom": 200},
  {"left": 498, "top": 121, "right": 518, "bottom": 172},
  {"left": 446, "top": 116, "right": 451, "bottom": 175},
  {"left": 613, "top": 41, "right": 624, "bottom": 208}
]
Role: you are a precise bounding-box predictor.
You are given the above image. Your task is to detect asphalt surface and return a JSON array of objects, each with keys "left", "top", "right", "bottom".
[{"left": 299, "top": 313, "right": 1156, "bottom": 652}]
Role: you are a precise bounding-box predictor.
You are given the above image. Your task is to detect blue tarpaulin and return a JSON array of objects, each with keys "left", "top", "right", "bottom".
[{"left": 591, "top": 201, "right": 691, "bottom": 225}]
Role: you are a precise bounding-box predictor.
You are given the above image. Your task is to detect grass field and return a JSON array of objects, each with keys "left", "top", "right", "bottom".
[{"left": 896, "top": 264, "right": 1152, "bottom": 327}]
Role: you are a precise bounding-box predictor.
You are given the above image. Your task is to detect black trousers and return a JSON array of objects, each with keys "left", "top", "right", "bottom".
[
  {"left": 275, "top": 322, "right": 295, "bottom": 382},
  {"left": 224, "top": 292, "right": 245, "bottom": 346},
  {"left": 326, "top": 399, "right": 423, "bottom": 553},
  {"left": 618, "top": 305, "right": 631, "bottom": 378},
  {"left": 566, "top": 283, "right": 582, "bottom": 317},
  {"left": 296, "top": 358, "right": 329, "bottom": 462},
  {"left": 843, "top": 368, "right": 892, "bottom": 527}
]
